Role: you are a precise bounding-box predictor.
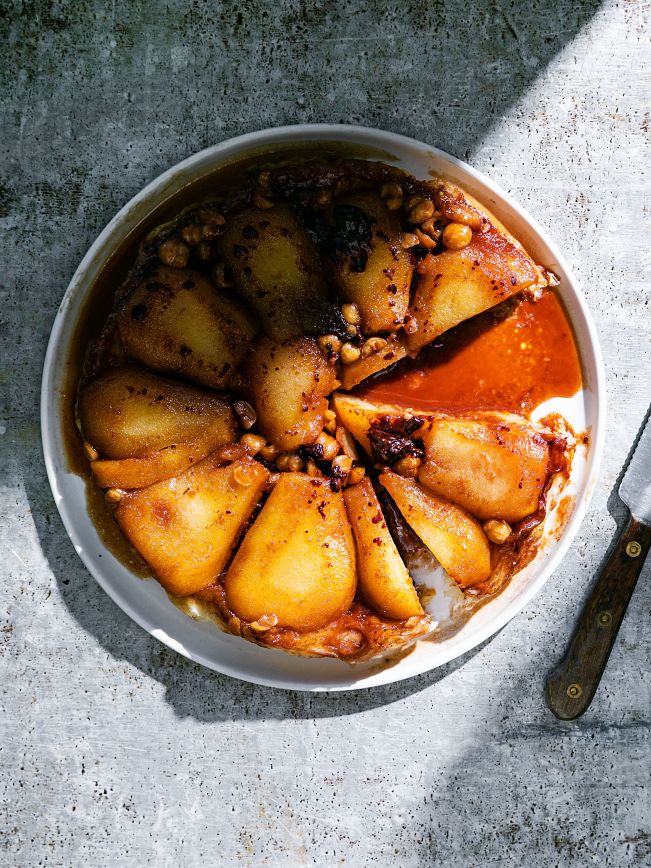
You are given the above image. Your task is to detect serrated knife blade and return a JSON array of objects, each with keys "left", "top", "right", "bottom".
[{"left": 619, "top": 413, "right": 651, "bottom": 525}]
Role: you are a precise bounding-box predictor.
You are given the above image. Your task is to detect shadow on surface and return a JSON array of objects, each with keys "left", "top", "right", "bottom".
[
  {"left": 26, "top": 461, "right": 497, "bottom": 720},
  {"left": 22, "top": 0, "right": 605, "bottom": 719}
]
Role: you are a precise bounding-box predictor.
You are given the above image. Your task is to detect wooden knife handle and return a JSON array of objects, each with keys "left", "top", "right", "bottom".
[{"left": 545, "top": 515, "right": 651, "bottom": 720}]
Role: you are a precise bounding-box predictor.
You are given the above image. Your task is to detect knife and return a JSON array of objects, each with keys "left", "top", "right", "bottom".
[{"left": 546, "top": 411, "right": 651, "bottom": 720}]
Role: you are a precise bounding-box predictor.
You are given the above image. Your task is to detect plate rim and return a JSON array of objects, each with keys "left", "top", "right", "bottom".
[{"left": 40, "top": 123, "right": 606, "bottom": 691}]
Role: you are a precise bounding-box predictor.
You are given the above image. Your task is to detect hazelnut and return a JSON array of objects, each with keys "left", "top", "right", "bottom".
[
  {"left": 419, "top": 218, "right": 441, "bottom": 241},
  {"left": 83, "top": 441, "right": 99, "bottom": 461},
  {"left": 259, "top": 444, "right": 278, "bottom": 463},
  {"left": 249, "top": 614, "right": 279, "bottom": 632},
  {"left": 409, "top": 199, "right": 435, "bottom": 224},
  {"left": 332, "top": 454, "right": 353, "bottom": 479},
  {"left": 314, "top": 431, "right": 340, "bottom": 461},
  {"left": 381, "top": 182, "right": 403, "bottom": 200},
  {"left": 483, "top": 519, "right": 512, "bottom": 544},
  {"left": 257, "top": 170, "right": 271, "bottom": 191},
  {"left": 275, "top": 452, "right": 292, "bottom": 471},
  {"left": 442, "top": 222, "right": 473, "bottom": 251},
  {"left": 414, "top": 228, "right": 437, "bottom": 249},
  {"left": 228, "top": 615, "right": 243, "bottom": 635},
  {"left": 180, "top": 223, "right": 203, "bottom": 247},
  {"left": 406, "top": 195, "right": 425, "bottom": 211},
  {"left": 324, "top": 409, "right": 337, "bottom": 435},
  {"left": 340, "top": 343, "right": 361, "bottom": 364},
  {"left": 318, "top": 334, "right": 342, "bottom": 357},
  {"left": 158, "top": 238, "right": 190, "bottom": 268},
  {"left": 347, "top": 465, "right": 366, "bottom": 485},
  {"left": 277, "top": 452, "right": 303, "bottom": 472},
  {"left": 341, "top": 303, "right": 361, "bottom": 326},
  {"left": 393, "top": 454, "right": 421, "bottom": 478},
  {"left": 306, "top": 459, "right": 324, "bottom": 477},
  {"left": 401, "top": 233, "right": 420, "bottom": 249},
  {"left": 360, "top": 337, "right": 387, "bottom": 359},
  {"left": 240, "top": 433, "right": 266, "bottom": 456},
  {"left": 335, "top": 425, "right": 358, "bottom": 459},
  {"left": 286, "top": 454, "right": 304, "bottom": 473}
]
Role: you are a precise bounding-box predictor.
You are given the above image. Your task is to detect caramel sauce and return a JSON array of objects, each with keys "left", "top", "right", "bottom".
[{"left": 360, "top": 291, "right": 582, "bottom": 414}]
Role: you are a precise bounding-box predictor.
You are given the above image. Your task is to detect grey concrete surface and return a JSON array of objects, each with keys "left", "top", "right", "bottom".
[{"left": 1, "top": 1, "right": 650, "bottom": 865}]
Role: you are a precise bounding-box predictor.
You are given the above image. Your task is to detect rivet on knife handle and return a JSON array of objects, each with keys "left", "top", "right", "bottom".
[{"left": 545, "top": 515, "right": 651, "bottom": 720}]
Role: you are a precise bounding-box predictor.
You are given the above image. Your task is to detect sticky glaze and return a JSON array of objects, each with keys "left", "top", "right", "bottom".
[{"left": 360, "top": 291, "right": 582, "bottom": 414}]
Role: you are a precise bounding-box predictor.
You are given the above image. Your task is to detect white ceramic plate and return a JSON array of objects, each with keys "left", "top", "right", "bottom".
[{"left": 41, "top": 124, "right": 605, "bottom": 691}]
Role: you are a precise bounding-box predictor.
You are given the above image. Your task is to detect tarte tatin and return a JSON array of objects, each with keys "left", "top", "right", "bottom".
[{"left": 74, "top": 156, "right": 582, "bottom": 662}]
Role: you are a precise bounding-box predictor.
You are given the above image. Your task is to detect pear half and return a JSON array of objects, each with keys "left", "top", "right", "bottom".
[
  {"left": 326, "top": 192, "right": 413, "bottom": 335},
  {"left": 217, "top": 203, "right": 330, "bottom": 340},
  {"left": 344, "top": 477, "right": 423, "bottom": 620},
  {"left": 245, "top": 337, "right": 339, "bottom": 451},
  {"left": 380, "top": 471, "right": 491, "bottom": 588},
  {"left": 115, "top": 456, "right": 268, "bottom": 597},
  {"left": 418, "top": 415, "right": 549, "bottom": 523},
  {"left": 118, "top": 266, "right": 257, "bottom": 389},
  {"left": 225, "top": 473, "right": 357, "bottom": 631},
  {"left": 78, "top": 366, "right": 236, "bottom": 489}
]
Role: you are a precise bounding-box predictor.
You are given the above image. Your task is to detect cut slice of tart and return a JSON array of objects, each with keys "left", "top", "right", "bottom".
[
  {"left": 333, "top": 395, "right": 550, "bottom": 524},
  {"left": 380, "top": 471, "right": 491, "bottom": 588},
  {"left": 406, "top": 224, "right": 539, "bottom": 354},
  {"left": 115, "top": 455, "right": 268, "bottom": 597},
  {"left": 344, "top": 477, "right": 423, "bottom": 620}
]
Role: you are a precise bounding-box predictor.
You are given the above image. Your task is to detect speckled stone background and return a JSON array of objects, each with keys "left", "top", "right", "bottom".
[{"left": 1, "top": 1, "right": 650, "bottom": 865}]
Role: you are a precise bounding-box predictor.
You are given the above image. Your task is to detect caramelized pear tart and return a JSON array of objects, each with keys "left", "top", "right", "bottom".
[{"left": 75, "top": 157, "right": 578, "bottom": 662}]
